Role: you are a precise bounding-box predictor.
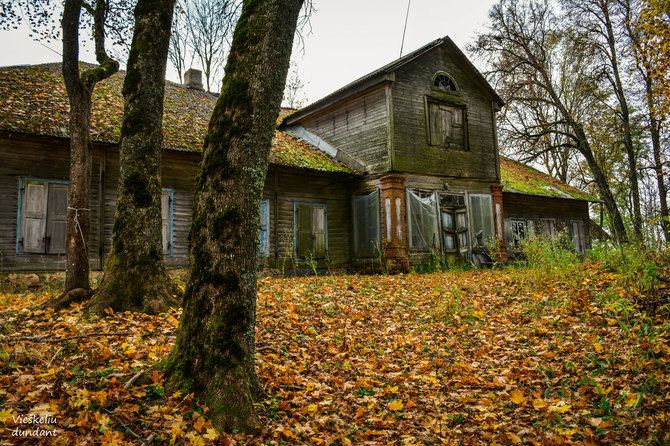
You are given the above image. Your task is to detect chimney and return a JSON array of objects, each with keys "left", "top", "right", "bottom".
[{"left": 184, "top": 68, "right": 203, "bottom": 90}]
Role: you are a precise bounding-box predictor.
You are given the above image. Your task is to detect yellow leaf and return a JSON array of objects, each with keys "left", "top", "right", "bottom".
[
  {"left": 203, "top": 428, "right": 219, "bottom": 440},
  {"left": 0, "top": 408, "right": 14, "bottom": 424},
  {"left": 307, "top": 404, "right": 318, "bottom": 414},
  {"left": 507, "top": 432, "right": 522, "bottom": 444},
  {"left": 532, "top": 398, "right": 547, "bottom": 410},
  {"left": 388, "top": 399, "right": 404, "bottom": 411},
  {"left": 510, "top": 390, "right": 527, "bottom": 405},
  {"left": 594, "top": 342, "right": 603, "bottom": 353},
  {"left": 625, "top": 392, "right": 641, "bottom": 408},
  {"left": 548, "top": 403, "right": 571, "bottom": 413}
]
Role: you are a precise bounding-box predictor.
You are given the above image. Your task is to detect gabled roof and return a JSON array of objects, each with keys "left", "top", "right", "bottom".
[
  {"left": 500, "top": 157, "right": 596, "bottom": 201},
  {"left": 284, "top": 35, "right": 504, "bottom": 125},
  {"left": 0, "top": 63, "right": 357, "bottom": 175}
]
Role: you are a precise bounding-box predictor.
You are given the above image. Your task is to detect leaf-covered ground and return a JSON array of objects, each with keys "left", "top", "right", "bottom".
[{"left": 0, "top": 265, "right": 668, "bottom": 445}]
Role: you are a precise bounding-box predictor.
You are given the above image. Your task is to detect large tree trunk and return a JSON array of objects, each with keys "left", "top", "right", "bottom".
[
  {"left": 88, "top": 0, "right": 180, "bottom": 315},
  {"left": 602, "top": 3, "right": 643, "bottom": 242},
  {"left": 164, "top": 0, "right": 304, "bottom": 432},
  {"left": 60, "top": 0, "right": 118, "bottom": 297}
]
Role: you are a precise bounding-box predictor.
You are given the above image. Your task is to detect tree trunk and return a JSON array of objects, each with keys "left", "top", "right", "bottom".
[
  {"left": 650, "top": 110, "right": 669, "bottom": 243},
  {"left": 88, "top": 0, "right": 180, "bottom": 315},
  {"left": 61, "top": 0, "right": 118, "bottom": 295},
  {"left": 164, "top": 0, "right": 304, "bottom": 432},
  {"left": 602, "top": 3, "right": 643, "bottom": 242}
]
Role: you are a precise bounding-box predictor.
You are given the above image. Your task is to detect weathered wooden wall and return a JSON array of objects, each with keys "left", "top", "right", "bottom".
[
  {"left": 0, "top": 132, "right": 358, "bottom": 271},
  {"left": 391, "top": 46, "right": 499, "bottom": 180},
  {"left": 502, "top": 192, "right": 591, "bottom": 254},
  {"left": 262, "top": 166, "right": 356, "bottom": 270},
  {"left": 299, "top": 86, "right": 390, "bottom": 173},
  {"left": 0, "top": 133, "right": 103, "bottom": 270}
]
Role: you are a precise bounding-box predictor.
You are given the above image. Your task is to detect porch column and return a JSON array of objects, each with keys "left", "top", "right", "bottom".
[
  {"left": 490, "top": 184, "right": 509, "bottom": 262},
  {"left": 380, "top": 174, "right": 409, "bottom": 272}
]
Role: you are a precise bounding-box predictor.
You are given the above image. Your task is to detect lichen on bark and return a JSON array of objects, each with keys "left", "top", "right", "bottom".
[
  {"left": 87, "top": 0, "right": 180, "bottom": 315},
  {"left": 164, "top": 0, "right": 305, "bottom": 433}
]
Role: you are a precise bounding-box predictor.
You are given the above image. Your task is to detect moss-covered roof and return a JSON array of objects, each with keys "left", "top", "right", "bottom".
[
  {"left": 500, "top": 157, "right": 596, "bottom": 201},
  {"left": 0, "top": 63, "right": 356, "bottom": 175}
]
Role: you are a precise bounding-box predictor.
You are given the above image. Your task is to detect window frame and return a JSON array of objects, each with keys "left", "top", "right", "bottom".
[
  {"left": 569, "top": 219, "right": 586, "bottom": 254},
  {"left": 540, "top": 218, "right": 557, "bottom": 238},
  {"left": 424, "top": 96, "right": 469, "bottom": 150},
  {"left": 431, "top": 71, "right": 460, "bottom": 95},
  {"left": 438, "top": 193, "right": 469, "bottom": 256},
  {"left": 509, "top": 218, "right": 528, "bottom": 249},
  {"left": 16, "top": 177, "right": 69, "bottom": 255},
  {"left": 293, "top": 202, "right": 328, "bottom": 260}
]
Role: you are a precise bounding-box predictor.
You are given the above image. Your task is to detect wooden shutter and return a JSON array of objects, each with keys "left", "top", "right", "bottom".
[
  {"left": 313, "top": 206, "right": 327, "bottom": 258},
  {"left": 47, "top": 183, "right": 68, "bottom": 254},
  {"left": 21, "top": 180, "right": 48, "bottom": 253},
  {"left": 161, "top": 190, "right": 172, "bottom": 255},
  {"left": 296, "top": 204, "right": 313, "bottom": 258},
  {"left": 259, "top": 200, "right": 269, "bottom": 257}
]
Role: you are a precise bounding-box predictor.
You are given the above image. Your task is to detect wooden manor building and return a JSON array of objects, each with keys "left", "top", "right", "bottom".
[{"left": 0, "top": 36, "right": 594, "bottom": 272}]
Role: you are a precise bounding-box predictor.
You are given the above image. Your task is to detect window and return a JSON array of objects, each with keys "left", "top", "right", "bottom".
[
  {"left": 426, "top": 100, "right": 466, "bottom": 150},
  {"left": 294, "top": 203, "right": 327, "bottom": 259},
  {"left": 570, "top": 220, "right": 586, "bottom": 253},
  {"left": 510, "top": 219, "right": 527, "bottom": 248},
  {"left": 353, "top": 190, "right": 380, "bottom": 257},
  {"left": 17, "top": 178, "right": 68, "bottom": 254},
  {"left": 540, "top": 218, "right": 556, "bottom": 239},
  {"left": 161, "top": 189, "right": 174, "bottom": 256},
  {"left": 259, "top": 199, "right": 270, "bottom": 257},
  {"left": 439, "top": 193, "right": 468, "bottom": 256},
  {"left": 432, "top": 73, "right": 458, "bottom": 93},
  {"left": 407, "top": 190, "right": 439, "bottom": 250},
  {"left": 469, "top": 194, "right": 495, "bottom": 249}
]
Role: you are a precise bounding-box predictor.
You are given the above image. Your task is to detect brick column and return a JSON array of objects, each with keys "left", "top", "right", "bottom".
[
  {"left": 380, "top": 174, "right": 409, "bottom": 272},
  {"left": 490, "top": 184, "right": 509, "bottom": 262}
]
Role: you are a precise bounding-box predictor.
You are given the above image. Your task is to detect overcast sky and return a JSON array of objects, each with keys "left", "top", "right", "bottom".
[{"left": 0, "top": 0, "right": 498, "bottom": 103}]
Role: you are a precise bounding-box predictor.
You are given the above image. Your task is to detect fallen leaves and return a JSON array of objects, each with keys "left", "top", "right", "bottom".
[{"left": 0, "top": 264, "right": 668, "bottom": 444}]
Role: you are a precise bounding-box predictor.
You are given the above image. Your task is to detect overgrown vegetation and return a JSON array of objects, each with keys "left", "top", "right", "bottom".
[{"left": 1, "top": 247, "right": 668, "bottom": 443}]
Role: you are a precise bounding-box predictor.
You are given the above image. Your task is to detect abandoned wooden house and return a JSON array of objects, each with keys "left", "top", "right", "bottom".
[{"left": 0, "top": 36, "right": 594, "bottom": 272}]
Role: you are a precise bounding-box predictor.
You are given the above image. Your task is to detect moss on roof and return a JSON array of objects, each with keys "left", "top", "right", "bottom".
[
  {"left": 0, "top": 63, "right": 356, "bottom": 174},
  {"left": 500, "top": 157, "right": 596, "bottom": 201}
]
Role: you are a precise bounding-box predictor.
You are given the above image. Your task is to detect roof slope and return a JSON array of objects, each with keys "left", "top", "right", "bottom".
[
  {"left": 0, "top": 63, "right": 356, "bottom": 174},
  {"left": 500, "top": 157, "right": 596, "bottom": 201}
]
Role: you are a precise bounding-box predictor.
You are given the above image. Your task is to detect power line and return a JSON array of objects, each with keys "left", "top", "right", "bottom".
[{"left": 399, "top": 0, "right": 411, "bottom": 58}]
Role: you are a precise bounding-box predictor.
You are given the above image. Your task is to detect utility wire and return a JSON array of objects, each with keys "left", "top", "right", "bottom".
[{"left": 399, "top": 0, "right": 411, "bottom": 58}]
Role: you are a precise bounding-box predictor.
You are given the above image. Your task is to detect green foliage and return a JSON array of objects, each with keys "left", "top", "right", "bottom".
[
  {"left": 414, "top": 250, "right": 474, "bottom": 273},
  {"left": 587, "top": 243, "right": 670, "bottom": 318},
  {"left": 516, "top": 230, "right": 582, "bottom": 286}
]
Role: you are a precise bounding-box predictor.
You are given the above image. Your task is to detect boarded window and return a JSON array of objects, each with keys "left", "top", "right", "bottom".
[
  {"left": 427, "top": 101, "right": 466, "bottom": 150},
  {"left": 353, "top": 190, "right": 380, "bottom": 257},
  {"left": 161, "top": 189, "right": 174, "bottom": 256},
  {"left": 259, "top": 199, "right": 270, "bottom": 257},
  {"left": 541, "top": 218, "right": 556, "bottom": 238},
  {"left": 295, "top": 203, "right": 327, "bottom": 259},
  {"left": 18, "top": 179, "right": 68, "bottom": 254},
  {"left": 570, "top": 220, "right": 585, "bottom": 253},
  {"left": 469, "top": 194, "right": 494, "bottom": 249},
  {"left": 407, "top": 190, "right": 439, "bottom": 250}
]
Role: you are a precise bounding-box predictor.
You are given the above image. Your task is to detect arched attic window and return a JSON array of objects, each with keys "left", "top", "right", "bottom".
[{"left": 432, "top": 72, "right": 458, "bottom": 93}]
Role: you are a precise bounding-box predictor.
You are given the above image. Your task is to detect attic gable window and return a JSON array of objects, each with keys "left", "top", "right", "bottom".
[{"left": 432, "top": 73, "right": 458, "bottom": 93}]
